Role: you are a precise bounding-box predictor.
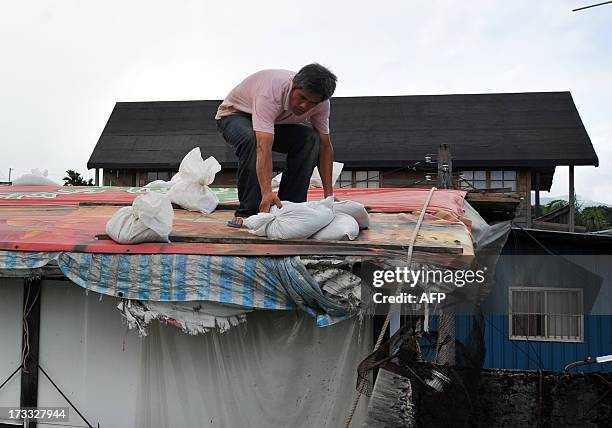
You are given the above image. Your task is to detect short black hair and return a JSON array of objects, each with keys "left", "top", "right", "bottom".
[{"left": 293, "top": 63, "right": 337, "bottom": 100}]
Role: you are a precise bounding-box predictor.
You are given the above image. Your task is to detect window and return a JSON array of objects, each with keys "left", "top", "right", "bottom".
[
  {"left": 335, "top": 170, "right": 381, "bottom": 188},
  {"left": 460, "top": 170, "right": 516, "bottom": 191},
  {"left": 142, "top": 171, "right": 175, "bottom": 186},
  {"left": 336, "top": 171, "right": 353, "bottom": 188},
  {"left": 490, "top": 170, "right": 516, "bottom": 191},
  {"left": 509, "top": 288, "right": 583, "bottom": 342}
]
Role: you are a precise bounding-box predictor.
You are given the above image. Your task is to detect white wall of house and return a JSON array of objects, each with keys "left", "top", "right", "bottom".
[
  {"left": 0, "top": 278, "right": 23, "bottom": 410},
  {"left": 1, "top": 279, "right": 371, "bottom": 428}
]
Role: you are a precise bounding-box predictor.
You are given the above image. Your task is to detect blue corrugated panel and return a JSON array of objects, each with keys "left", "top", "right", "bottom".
[
  {"left": 429, "top": 313, "right": 612, "bottom": 373},
  {"left": 456, "top": 314, "right": 612, "bottom": 372}
]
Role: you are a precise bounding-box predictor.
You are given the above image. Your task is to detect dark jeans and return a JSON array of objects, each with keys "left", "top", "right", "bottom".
[{"left": 216, "top": 115, "right": 320, "bottom": 217}]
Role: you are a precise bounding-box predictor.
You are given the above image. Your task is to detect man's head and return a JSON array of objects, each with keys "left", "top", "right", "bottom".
[{"left": 290, "top": 63, "right": 337, "bottom": 116}]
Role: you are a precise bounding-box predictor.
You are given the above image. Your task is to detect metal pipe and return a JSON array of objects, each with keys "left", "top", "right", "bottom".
[{"left": 564, "top": 355, "right": 612, "bottom": 372}]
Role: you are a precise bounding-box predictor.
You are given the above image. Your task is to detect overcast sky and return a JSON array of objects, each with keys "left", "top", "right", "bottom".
[{"left": 1, "top": 0, "right": 610, "bottom": 201}]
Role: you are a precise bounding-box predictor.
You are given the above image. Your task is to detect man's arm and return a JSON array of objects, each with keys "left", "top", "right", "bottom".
[
  {"left": 318, "top": 132, "right": 335, "bottom": 198},
  {"left": 255, "top": 131, "right": 282, "bottom": 213}
]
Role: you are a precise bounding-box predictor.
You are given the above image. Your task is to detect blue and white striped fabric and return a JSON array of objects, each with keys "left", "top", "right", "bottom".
[
  {"left": 0, "top": 250, "right": 352, "bottom": 327},
  {"left": 0, "top": 250, "right": 60, "bottom": 270}
]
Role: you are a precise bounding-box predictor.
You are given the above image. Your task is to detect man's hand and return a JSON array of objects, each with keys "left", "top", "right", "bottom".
[{"left": 260, "top": 191, "right": 282, "bottom": 213}]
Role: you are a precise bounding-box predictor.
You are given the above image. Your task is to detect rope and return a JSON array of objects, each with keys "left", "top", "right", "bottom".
[{"left": 343, "top": 187, "right": 437, "bottom": 428}]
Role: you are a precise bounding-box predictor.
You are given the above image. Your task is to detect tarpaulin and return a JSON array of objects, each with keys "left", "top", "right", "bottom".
[
  {"left": 0, "top": 250, "right": 354, "bottom": 327},
  {"left": 0, "top": 186, "right": 467, "bottom": 215}
]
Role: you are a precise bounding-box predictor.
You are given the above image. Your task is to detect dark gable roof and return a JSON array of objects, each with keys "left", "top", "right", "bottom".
[{"left": 87, "top": 92, "right": 598, "bottom": 170}]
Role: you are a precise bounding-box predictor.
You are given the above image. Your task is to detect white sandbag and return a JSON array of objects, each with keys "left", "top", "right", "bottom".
[
  {"left": 271, "top": 162, "right": 344, "bottom": 190},
  {"left": 310, "top": 162, "right": 344, "bottom": 188},
  {"left": 244, "top": 196, "right": 335, "bottom": 240},
  {"left": 106, "top": 192, "right": 174, "bottom": 244},
  {"left": 169, "top": 181, "right": 218, "bottom": 213},
  {"left": 271, "top": 173, "right": 282, "bottom": 191},
  {"left": 144, "top": 179, "right": 174, "bottom": 189},
  {"left": 333, "top": 200, "right": 370, "bottom": 229},
  {"left": 12, "top": 168, "right": 60, "bottom": 186},
  {"left": 167, "top": 147, "right": 221, "bottom": 213},
  {"left": 311, "top": 212, "right": 359, "bottom": 241}
]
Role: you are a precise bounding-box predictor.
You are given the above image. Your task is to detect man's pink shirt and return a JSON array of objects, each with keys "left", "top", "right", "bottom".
[{"left": 215, "top": 69, "right": 330, "bottom": 135}]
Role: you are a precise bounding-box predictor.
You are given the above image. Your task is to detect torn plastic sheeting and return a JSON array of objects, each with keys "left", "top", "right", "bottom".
[
  {"left": 301, "top": 257, "right": 363, "bottom": 308},
  {"left": 462, "top": 200, "right": 512, "bottom": 254},
  {"left": 118, "top": 300, "right": 251, "bottom": 336}
]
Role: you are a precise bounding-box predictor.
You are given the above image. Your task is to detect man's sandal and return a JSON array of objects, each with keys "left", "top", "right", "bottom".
[{"left": 227, "top": 217, "right": 245, "bottom": 228}]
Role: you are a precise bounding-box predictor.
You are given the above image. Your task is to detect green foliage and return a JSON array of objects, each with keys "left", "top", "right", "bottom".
[
  {"left": 578, "top": 206, "right": 612, "bottom": 231},
  {"left": 63, "top": 169, "right": 94, "bottom": 186},
  {"left": 538, "top": 199, "right": 612, "bottom": 232}
]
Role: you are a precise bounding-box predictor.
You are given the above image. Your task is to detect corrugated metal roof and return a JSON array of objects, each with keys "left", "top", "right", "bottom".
[{"left": 0, "top": 186, "right": 474, "bottom": 265}]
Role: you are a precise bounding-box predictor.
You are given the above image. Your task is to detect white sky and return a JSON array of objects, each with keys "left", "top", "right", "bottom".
[{"left": 1, "top": 0, "right": 610, "bottom": 201}]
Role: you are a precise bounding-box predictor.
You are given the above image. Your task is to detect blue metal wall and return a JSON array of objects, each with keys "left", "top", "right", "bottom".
[
  {"left": 453, "top": 250, "right": 612, "bottom": 372},
  {"left": 456, "top": 314, "right": 612, "bottom": 372},
  {"left": 419, "top": 231, "right": 612, "bottom": 372}
]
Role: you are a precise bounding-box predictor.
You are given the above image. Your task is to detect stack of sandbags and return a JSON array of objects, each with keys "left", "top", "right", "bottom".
[
  {"left": 311, "top": 200, "right": 370, "bottom": 241},
  {"left": 245, "top": 197, "right": 336, "bottom": 240},
  {"left": 106, "top": 192, "right": 174, "bottom": 244},
  {"left": 244, "top": 197, "right": 371, "bottom": 241},
  {"left": 167, "top": 147, "right": 221, "bottom": 213}
]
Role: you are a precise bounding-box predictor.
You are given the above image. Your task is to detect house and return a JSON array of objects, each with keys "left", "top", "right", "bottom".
[
  {"left": 0, "top": 184, "right": 481, "bottom": 427},
  {"left": 453, "top": 227, "right": 612, "bottom": 372},
  {"left": 87, "top": 92, "right": 598, "bottom": 226}
]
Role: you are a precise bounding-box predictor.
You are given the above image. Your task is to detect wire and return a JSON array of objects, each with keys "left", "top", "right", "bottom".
[
  {"left": 21, "top": 276, "right": 41, "bottom": 375},
  {"left": 0, "top": 365, "right": 23, "bottom": 392},
  {"left": 573, "top": 1, "right": 612, "bottom": 12},
  {"left": 483, "top": 315, "right": 543, "bottom": 369},
  {"left": 337, "top": 159, "right": 440, "bottom": 189},
  {"left": 32, "top": 360, "right": 95, "bottom": 428},
  {"left": 513, "top": 223, "right": 556, "bottom": 256}
]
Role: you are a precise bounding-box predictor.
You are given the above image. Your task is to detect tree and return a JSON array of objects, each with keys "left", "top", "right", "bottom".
[
  {"left": 63, "top": 169, "right": 94, "bottom": 186},
  {"left": 578, "top": 206, "right": 612, "bottom": 232}
]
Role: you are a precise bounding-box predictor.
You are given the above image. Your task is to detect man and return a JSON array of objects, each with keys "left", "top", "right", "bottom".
[{"left": 215, "top": 64, "right": 337, "bottom": 227}]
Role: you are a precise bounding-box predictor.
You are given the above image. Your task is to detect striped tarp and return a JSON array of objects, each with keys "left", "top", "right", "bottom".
[{"left": 0, "top": 250, "right": 352, "bottom": 327}]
